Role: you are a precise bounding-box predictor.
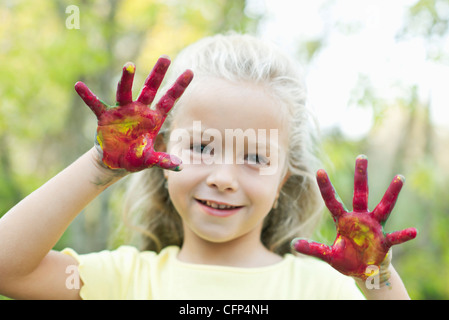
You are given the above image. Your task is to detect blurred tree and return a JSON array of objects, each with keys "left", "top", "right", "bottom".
[
  {"left": 0, "top": 0, "right": 261, "bottom": 254},
  {"left": 397, "top": 0, "right": 449, "bottom": 62}
]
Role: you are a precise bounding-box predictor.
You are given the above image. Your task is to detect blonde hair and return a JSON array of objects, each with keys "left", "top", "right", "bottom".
[{"left": 123, "top": 33, "right": 324, "bottom": 255}]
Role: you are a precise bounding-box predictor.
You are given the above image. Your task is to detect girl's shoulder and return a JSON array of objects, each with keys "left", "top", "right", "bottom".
[
  {"left": 61, "top": 245, "right": 181, "bottom": 299},
  {"left": 63, "top": 244, "right": 179, "bottom": 265}
]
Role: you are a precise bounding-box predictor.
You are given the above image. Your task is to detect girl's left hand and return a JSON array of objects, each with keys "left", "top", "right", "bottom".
[{"left": 292, "top": 155, "right": 417, "bottom": 280}]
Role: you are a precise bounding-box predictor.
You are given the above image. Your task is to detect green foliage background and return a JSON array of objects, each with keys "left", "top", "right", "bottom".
[{"left": 1, "top": 0, "right": 448, "bottom": 300}]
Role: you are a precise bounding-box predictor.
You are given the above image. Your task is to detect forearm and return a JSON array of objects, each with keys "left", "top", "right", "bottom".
[
  {"left": 0, "top": 147, "right": 124, "bottom": 277},
  {"left": 355, "top": 265, "right": 411, "bottom": 300}
]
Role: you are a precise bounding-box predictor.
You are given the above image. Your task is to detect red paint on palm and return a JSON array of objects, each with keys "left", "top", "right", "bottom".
[
  {"left": 293, "top": 155, "right": 417, "bottom": 279},
  {"left": 74, "top": 57, "right": 193, "bottom": 172}
]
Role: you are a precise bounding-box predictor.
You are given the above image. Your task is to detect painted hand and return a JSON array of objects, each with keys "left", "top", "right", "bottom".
[
  {"left": 75, "top": 57, "right": 193, "bottom": 172},
  {"left": 292, "top": 155, "right": 417, "bottom": 280}
]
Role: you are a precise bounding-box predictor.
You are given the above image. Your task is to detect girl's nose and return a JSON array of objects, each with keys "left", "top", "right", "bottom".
[{"left": 206, "top": 164, "right": 239, "bottom": 192}]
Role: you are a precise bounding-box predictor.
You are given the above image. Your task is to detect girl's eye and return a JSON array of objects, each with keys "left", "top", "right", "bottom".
[
  {"left": 245, "top": 154, "right": 270, "bottom": 166},
  {"left": 190, "top": 144, "right": 213, "bottom": 154},
  {"left": 190, "top": 144, "right": 204, "bottom": 153}
]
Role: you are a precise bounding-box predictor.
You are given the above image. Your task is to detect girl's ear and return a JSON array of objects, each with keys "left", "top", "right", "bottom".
[
  {"left": 279, "top": 170, "right": 291, "bottom": 190},
  {"left": 274, "top": 170, "right": 291, "bottom": 204}
]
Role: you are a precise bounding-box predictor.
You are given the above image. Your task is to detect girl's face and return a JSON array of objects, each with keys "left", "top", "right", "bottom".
[{"left": 165, "top": 77, "right": 289, "bottom": 247}]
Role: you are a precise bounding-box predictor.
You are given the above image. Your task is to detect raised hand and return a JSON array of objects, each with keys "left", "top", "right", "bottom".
[
  {"left": 292, "top": 155, "right": 417, "bottom": 279},
  {"left": 74, "top": 57, "right": 193, "bottom": 172}
]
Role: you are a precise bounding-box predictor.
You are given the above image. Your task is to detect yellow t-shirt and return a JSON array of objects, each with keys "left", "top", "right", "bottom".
[{"left": 62, "top": 245, "right": 365, "bottom": 300}]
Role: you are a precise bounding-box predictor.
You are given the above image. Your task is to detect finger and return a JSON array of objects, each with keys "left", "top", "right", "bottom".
[
  {"left": 116, "top": 62, "right": 136, "bottom": 105},
  {"left": 317, "top": 169, "right": 347, "bottom": 221},
  {"left": 291, "top": 238, "right": 332, "bottom": 263},
  {"left": 137, "top": 55, "right": 171, "bottom": 105},
  {"left": 353, "top": 155, "right": 369, "bottom": 212},
  {"left": 385, "top": 228, "right": 417, "bottom": 247},
  {"left": 74, "top": 81, "right": 108, "bottom": 118},
  {"left": 372, "top": 175, "right": 405, "bottom": 223},
  {"left": 155, "top": 69, "right": 194, "bottom": 117},
  {"left": 145, "top": 151, "right": 183, "bottom": 171}
]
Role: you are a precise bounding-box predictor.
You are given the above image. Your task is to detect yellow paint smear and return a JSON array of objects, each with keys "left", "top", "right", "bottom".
[
  {"left": 352, "top": 224, "right": 371, "bottom": 246},
  {"left": 135, "top": 138, "right": 147, "bottom": 158},
  {"left": 96, "top": 132, "right": 104, "bottom": 149},
  {"left": 116, "top": 122, "right": 138, "bottom": 135},
  {"left": 125, "top": 63, "right": 135, "bottom": 74}
]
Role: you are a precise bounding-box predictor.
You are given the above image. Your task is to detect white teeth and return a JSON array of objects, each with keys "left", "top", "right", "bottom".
[{"left": 201, "top": 200, "right": 238, "bottom": 209}]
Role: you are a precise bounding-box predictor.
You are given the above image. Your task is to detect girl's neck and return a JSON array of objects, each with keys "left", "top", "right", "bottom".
[{"left": 177, "top": 228, "right": 282, "bottom": 268}]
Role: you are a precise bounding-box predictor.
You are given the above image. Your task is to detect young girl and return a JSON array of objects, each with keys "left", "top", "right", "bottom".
[{"left": 0, "top": 34, "right": 416, "bottom": 300}]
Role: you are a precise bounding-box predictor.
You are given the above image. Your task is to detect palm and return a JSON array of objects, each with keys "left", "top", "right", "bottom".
[
  {"left": 293, "top": 155, "right": 417, "bottom": 279},
  {"left": 74, "top": 57, "right": 193, "bottom": 172}
]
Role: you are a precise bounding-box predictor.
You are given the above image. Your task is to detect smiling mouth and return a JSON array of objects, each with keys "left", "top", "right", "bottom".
[{"left": 196, "top": 199, "right": 243, "bottom": 210}]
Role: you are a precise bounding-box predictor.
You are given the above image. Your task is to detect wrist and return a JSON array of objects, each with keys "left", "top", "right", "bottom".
[
  {"left": 355, "top": 251, "right": 393, "bottom": 290},
  {"left": 87, "top": 147, "right": 128, "bottom": 187},
  {"left": 356, "top": 263, "right": 411, "bottom": 300},
  {"left": 355, "top": 265, "right": 392, "bottom": 289}
]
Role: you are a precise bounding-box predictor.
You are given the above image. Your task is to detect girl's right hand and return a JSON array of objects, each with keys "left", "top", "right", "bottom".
[{"left": 74, "top": 57, "right": 193, "bottom": 172}]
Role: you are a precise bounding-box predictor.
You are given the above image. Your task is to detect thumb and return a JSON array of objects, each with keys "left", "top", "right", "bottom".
[
  {"left": 146, "top": 151, "right": 183, "bottom": 171},
  {"left": 291, "top": 238, "right": 332, "bottom": 263}
]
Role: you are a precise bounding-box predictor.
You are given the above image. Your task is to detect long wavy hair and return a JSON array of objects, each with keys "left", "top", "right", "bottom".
[{"left": 122, "top": 33, "right": 324, "bottom": 256}]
